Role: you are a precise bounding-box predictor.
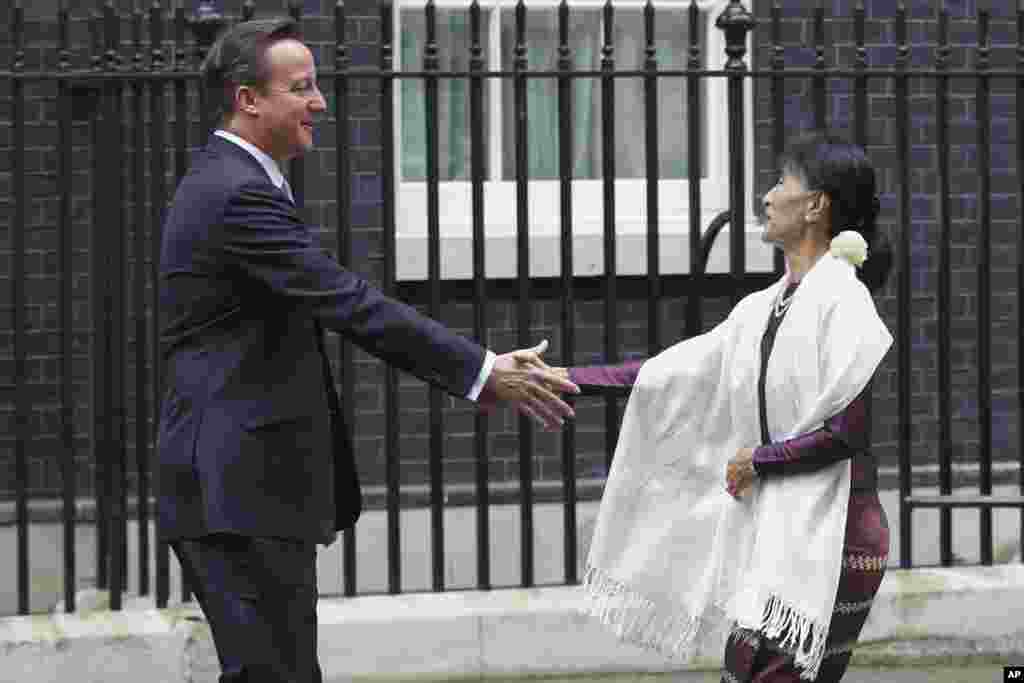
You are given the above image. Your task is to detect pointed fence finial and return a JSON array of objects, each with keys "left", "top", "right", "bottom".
[
  {"left": 190, "top": 0, "right": 226, "bottom": 53},
  {"left": 715, "top": 0, "right": 756, "bottom": 70}
]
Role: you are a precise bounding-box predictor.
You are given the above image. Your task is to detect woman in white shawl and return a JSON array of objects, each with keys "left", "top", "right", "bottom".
[{"left": 559, "top": 132, "right": 894, "bottom": 682}]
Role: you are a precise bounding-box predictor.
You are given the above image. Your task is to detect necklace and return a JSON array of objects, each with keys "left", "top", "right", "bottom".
[{"left": 773, "top": 283, "right": 798, "bottom": 318}]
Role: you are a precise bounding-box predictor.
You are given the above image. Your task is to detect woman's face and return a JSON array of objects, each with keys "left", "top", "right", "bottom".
[{"left": 761, "top": 170, "right": 821, "bottom": 248}]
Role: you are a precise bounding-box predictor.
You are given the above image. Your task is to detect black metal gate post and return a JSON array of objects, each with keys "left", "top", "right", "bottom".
[
  {"left": 716, "top": 1, "right": 755, "bottom": 309},
  {"left": 57, "top": 0, "right": 78, "bottom": 614},
  {"left": 100, "top": 0, "right": 129, "bottom": 610},
  {"left": 130, "top": 0, "right": 151, "bottom": 598},
  {"left": 151, "top": 0, "right": 171, "bottom": 610},
  {"left": 11, "top": 0, "right": 30, "bottom": 616},
  {"left": 895, "top": 4, "right": 912, "bottom": 569},
  {"left": 468, "top": 0, "right": 491, "bottom": 592},
  {"left": 686, "top": 1, "right": 705, "bottom": 337},
  {"left": 510, "top": 0, "right": 536, "bottom": 588},
  {"left": 333, "top": 0, "right": 359, "bottom": 600}
]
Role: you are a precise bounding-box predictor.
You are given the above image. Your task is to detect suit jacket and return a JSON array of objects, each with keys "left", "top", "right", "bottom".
[{"left": 157, "top": 135, "right": 486, "bottom": 545}]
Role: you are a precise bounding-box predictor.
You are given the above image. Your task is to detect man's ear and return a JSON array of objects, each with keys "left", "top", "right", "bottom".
[{"left": 235, "top": 85, "right": 259, "bottom": 117}]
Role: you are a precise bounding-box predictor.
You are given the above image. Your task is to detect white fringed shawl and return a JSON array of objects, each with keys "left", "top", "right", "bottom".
[{"left": 581, "top": 253, "right": 892, "bottom": 680}]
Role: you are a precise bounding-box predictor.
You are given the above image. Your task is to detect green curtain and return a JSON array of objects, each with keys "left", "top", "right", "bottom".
[
  {"left": 401, "top": 6, "right": 700, "bottom": 183},
  {"left": 502, "top": 10, "right": 600, "bottom": 180},
  {"left": 400, "top": 27, "right": 427, "bottom": 180},
  {"left": 401, "top": 11, "right": 482, "bottom": 181}
]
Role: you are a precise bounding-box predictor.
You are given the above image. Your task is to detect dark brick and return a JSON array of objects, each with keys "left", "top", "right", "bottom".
[{"left": 0, "top": 2, "right": 1019, "bottom": 500}]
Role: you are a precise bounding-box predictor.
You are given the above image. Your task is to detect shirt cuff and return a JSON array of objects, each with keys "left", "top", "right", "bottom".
[{"left": 465, "top": 350, "right": 497, "bottom": 402}]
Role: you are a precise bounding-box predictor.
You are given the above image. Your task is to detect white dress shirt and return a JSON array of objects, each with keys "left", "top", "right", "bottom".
[{"left": 213, "top": 129, "right": 496, "bottom": 401}]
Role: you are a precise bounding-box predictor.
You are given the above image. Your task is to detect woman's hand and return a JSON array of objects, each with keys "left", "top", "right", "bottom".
[
  {"left": 504, "top": 344, "right": 572, "bottom": 403},
  {"left": 548, "top": 367, "right": 570, "bottom": 382},
  {"left": 726, "top": 447, "right": 757, "bottom": 499}
]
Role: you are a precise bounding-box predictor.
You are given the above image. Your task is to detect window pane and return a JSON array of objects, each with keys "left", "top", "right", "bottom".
[
  {"left": 500, "top": 9, "right": 602, "bottom": 180},
  {"left": 400, "top": 8, "right": 491, "bottom": 181},
  {"left": 500, "top": 7, "right": 706, "bottom": 181},
  {"left": 651, "top": 9, "right": 708, "bottom": 180}
]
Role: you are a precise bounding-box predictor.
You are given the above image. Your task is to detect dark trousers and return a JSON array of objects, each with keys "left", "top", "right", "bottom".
[{"left": 171, "top": 533, "right": 323, "bottom": 683}]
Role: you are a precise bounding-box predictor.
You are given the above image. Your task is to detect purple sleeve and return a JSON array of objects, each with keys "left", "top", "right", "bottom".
[
  {"left": 752, "top": 388, "right": 869, "bottom": 478},
  {"left": 568, "top": 360, "right": 645, "bottom": 390}
]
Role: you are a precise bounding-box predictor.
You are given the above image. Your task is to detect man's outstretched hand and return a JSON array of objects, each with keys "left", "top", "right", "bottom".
[{"left": 478, "top": 340, "right": 580, "bottom": 430}]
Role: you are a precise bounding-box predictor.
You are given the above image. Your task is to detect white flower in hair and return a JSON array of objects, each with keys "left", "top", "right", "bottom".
[{"left": 830, "top": 230, "right": 868, "bottom": 268}]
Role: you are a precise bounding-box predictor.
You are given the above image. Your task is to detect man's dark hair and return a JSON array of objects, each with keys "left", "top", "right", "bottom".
[{"left": 201, "top": 18, "right": 302, "bottom": 123}]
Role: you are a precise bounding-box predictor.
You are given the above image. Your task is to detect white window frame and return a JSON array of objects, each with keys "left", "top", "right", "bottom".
[{"left": 393, "top": 0, "right": 769, "bottom": 280}]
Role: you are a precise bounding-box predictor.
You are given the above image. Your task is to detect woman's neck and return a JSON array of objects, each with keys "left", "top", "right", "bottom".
[{"left": 784, "top": 239, "right": 829, "bottom": 283}]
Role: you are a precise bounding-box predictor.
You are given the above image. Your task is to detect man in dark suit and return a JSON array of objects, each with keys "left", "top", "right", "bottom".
[{"left": 157, "top": 17, "right": 578, "bottom": 682}]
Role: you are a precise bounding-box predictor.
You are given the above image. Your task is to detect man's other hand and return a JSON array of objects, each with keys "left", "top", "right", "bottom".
[{"left": 478, "top": 340, "right": 580, "bottom": 429}]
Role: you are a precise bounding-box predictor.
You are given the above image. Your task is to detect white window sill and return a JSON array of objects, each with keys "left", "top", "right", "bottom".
[{"left": 395, "top": 211, "right": 777, "bottom": 280}]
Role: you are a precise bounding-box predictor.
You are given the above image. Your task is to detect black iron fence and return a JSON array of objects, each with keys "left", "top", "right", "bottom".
[{"left": 1, "top": 0, "right": 1023, "bottom": 616}]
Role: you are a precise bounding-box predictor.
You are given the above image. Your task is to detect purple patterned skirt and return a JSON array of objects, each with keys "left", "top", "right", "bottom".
[{"left": 720, "top": 491, "right": 890, "bottom": 683}]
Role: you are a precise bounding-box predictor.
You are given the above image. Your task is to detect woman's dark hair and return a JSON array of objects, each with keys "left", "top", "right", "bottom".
[
  {"left": 201, "top": 18, "right": 302, "bottom": 124},
  {"left": 778, "top": 130, "right": 893, "bottom": 293}
]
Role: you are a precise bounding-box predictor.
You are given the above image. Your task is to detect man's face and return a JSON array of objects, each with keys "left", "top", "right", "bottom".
[{"left": 249, "top": 38, "right": 326, "bottom": 164}]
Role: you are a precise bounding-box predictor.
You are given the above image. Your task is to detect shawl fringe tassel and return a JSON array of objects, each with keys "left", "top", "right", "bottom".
[
  {"left": 580, "top": 565, "right": 713, "bottom": 662},
  {"left": 759, "top": 594, "right": 829, "bottom": 681},
  {"left": 583, "top": 566, "right": 829, "bottom": 681}
]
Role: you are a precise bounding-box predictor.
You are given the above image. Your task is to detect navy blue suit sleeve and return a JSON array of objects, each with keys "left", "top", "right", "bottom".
[{"left": 218, "top": 182, "right": 485, "bottom": 398}]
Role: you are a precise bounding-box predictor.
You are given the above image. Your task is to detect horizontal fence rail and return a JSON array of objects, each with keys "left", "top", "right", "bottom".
[{"left": 0, "top": 0, "right": 1022, "bottom": 615}]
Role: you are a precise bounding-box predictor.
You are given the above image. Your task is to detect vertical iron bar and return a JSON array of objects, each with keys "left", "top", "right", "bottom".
[
  {"left": 174, "top": 3, "right": 191, "bottom": 602},
  {"left": 423, "top": 0, "right": 445, "bottom": 592},
  {"left": 334, "top": 0, "right": 358, "bottom": 599},
  {"left": 813, "top": 0, "right": 826, "bottom": 129},
  {"left": 717, "top": 2, "right": 754, "bottom": 307},
  {"left": 853, "top": 2, "right": 867, "bottom": 150},
  {"left": 853, "top": 1, "right": 875, "bottom": 516},
  {"left": 1017, "top": 5, "right": 1024, "bottom": 565},
  {"left": 600, "top": 0, "right": 619, "bottom": 473},
  {"left": 192, "top": 4, "right": 225, "bottom": 139},
  {"left": 380, "top": 0, "right": 402, "bottom": 595},
  {"left": 557, "top": 0, "right": 577, "bottom": 586},
  {"left": 11, "top": 0, "right": 29, "bottom": 616},
  {"left": 174, "top": 4, "right": 187, "bottom": 188},
  {"left": 513, "top": 0, "right": 535, "bottom": 588},
  {"left": 90, "top": 4, "right": 109, "bottom": 595},
  {"left": 935, "top": 4, "right": 953, "bottom": 568},
  {"left": 243, "top": 0, "right": 256, "bottom": 22},
  {"left": 770, "top": 1, "right": 784, "bottom": 276},
  {"left": 104, "top": 0, "right": 128, "bottom": 610},
  {"left": 644, "top": 0, "right": 660, "bottom": 355},
  {"left": 288, "top": 1, "right": 305, "bottom": 206},
  {"left": 686, "top": 1, "right": 704, "bottom": 336},
  {"left": 196, "top": 13, "right": 208, "bottom": 137},
  {"left": 976, "top": 9, "right": 992, "bottom": 566},
  {"left": 150, "top": 0, "right": 170, "bottom": 609},
  {"left": 468, "top": 0, "right": 491, "bottom": 591},
  {"left": 57, "top": 0, "right": 77, "bottom": 614},
  {"left": 895, "top": 3, "right": 913, "bottom": 569},
  {"left": 117, "top": 7, "right": 130, "bottom": 598},
  {"left": 132, "top": 0, "right": 151, "bottom": 597}
]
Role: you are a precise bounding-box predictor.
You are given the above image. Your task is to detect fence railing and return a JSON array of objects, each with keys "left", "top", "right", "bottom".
[{"left": 1, "top": 0, "right": 1023, "bottom": 616}]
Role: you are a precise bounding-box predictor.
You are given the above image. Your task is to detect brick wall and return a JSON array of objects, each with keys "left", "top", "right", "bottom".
[
  {"left": 0, "top": 0, "right": 1019, "bottom": 502},
  {"left": 749, "top": 0, "right": 1020, "bottom": 474}
]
